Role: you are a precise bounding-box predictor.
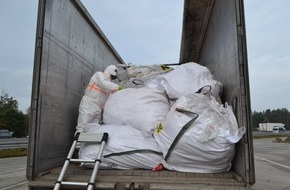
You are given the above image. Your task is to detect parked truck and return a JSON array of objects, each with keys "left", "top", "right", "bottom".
[
  {"left": 259, "top": 123, "right": 285, "bottom": 132},
  {"left": 27, "top": 0, "right": 254, "bottom": 189}
]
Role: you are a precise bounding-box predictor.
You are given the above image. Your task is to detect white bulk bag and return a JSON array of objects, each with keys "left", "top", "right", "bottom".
[
  {"left": 78, "top": 123, "right": 163, "bottom": 169},
  {"left": 103, "top": 87, "right": 170, "bottom": 136},
  {"left": 154, "top": 93, "right": 242, "bottom": 173},
  {"left": 147, "top": 62, "right": 223, "bottom": 102},
  {"left": 120, "top": 64, "right": 173, "bottom": 88}
]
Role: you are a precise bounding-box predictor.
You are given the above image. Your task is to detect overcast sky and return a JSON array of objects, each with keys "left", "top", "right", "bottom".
[{"left": 0, "top": 0, "right": 289, "bottom": 113}]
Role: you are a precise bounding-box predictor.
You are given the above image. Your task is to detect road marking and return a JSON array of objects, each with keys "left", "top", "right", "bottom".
[
  {"left": 255, "top": 156, "right": 290, "bottom": 170},
  {"left": 0, "top": 167, "right": 26, "bottom": 175},
  {"left": 0, "top": 181, "right": 27, "bottom": 190}
]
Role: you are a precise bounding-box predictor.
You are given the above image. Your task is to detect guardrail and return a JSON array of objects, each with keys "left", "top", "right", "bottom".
[{"left": 0, "top": 138, "right": 28, "bottom": 150}]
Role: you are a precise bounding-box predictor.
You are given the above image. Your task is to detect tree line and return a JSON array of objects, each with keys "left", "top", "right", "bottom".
[
  {"left": 252, "top": 108, "right": 290, "bottom": 130},
  {"left": 0, "top": 92, "right": 29, "bottom": 137}
]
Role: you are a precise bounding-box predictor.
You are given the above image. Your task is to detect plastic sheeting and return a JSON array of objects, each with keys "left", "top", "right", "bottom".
[
  {"left": 154, "top": 93, "right": 241, "bottom": 173},
  {"left": 78, "top": 123, "right": 163, "bottom": 169},
  {"left": 103, "top": 87, "right": 170, "bottom": 136}
]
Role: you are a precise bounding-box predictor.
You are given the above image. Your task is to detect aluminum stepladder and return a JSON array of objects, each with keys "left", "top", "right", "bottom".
[{"left": 53, "top": 132, "right": 109, "bottom": 190}]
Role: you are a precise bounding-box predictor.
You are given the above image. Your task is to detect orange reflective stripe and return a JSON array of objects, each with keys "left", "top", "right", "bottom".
[{"left": 88, "top": 83, "right": 107, "bottom": 94}]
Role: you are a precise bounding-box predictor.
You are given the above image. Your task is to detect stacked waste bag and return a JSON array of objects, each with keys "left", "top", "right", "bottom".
[{"left": 78, "top": 62, "right": 246, "bottom": 173}]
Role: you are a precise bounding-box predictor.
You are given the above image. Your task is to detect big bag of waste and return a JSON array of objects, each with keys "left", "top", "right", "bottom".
[
  {"left": 154, "top": 93, "right": 244, "bottom": 173},
  {"left": 120, "top": 64, "right": 173, "bottom": 88},
  {"left": 147, "top": 62, "right": 223, "bottom": 102},
  {"left": 78, "top": 123, "right": 163, "bottom": 169},
  {"left": 103, "top": 87, "right": 170, "bottom": 136}
]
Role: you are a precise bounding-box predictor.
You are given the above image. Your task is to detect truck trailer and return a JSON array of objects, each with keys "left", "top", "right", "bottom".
[
  {"left": 259, "top": 123, "right": 285, "bottom": 132},
  {"left": 27, "top": 0, "right": 254, "bottom": 189}
]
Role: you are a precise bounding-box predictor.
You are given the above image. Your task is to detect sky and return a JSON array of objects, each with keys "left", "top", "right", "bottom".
[{"left": 0, "top": 0, "right": 289, "bottom": 113}]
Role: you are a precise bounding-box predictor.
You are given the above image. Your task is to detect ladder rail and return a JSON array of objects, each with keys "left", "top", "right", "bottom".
[
  {"left": 54, "top": 139, "right": 78, "bottom": 190},
  {"left": 87, "top": 140, "right": 107, "bottom": 190}
]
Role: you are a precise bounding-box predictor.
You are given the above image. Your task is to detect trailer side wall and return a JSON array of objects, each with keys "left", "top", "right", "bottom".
[
  {"left": 180, "top": 0, "right": 254, "bottom": 185},
  {"left": 27, "top": 0, "right": 124, "bottom": 179}
]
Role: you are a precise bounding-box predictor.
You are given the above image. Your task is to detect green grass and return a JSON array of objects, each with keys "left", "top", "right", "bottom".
[
  {"left": 253, "top": 134, "right": 290, "bottom": 143},
  {"left": 0, "top": 148, "right": 27, "bottom": 158},
  {"left": 253, "top": 134, "right": 288, "bottom": 139}
]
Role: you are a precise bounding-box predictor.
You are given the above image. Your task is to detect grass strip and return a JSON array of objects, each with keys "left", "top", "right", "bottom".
[
  {"left": 253, "top": 134, "right": 288, "bottom": 139},
  {"left": 0, "top": 148, "right": 27, "bottom": 158}
]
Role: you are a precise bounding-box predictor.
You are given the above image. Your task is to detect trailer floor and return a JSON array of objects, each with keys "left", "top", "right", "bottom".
[{"left": 28, "top": 163, "right": 248, "bottom": 190}]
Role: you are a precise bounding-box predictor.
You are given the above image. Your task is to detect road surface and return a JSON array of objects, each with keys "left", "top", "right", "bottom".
[
  {"left": 252, "top": 137, "right": 290, "bottom": 190},
  {"left": 0, "top": 157, "right": 27, "bottom": 190}
]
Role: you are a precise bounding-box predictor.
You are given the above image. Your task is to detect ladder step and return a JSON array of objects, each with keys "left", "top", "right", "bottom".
[
  {"left": 70, "top": 159, "right": 97, "bottom": 163},
  {"left": 61, "top": 181, "right": 88, "bottom": 186},
  {"left": 78, "top": 133, "right": 104, "bottom": 143}
]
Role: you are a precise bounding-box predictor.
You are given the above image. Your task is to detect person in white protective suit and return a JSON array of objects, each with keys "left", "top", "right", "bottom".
[{"left": 75, "top": 65, "right": 122, "bottom": 134}]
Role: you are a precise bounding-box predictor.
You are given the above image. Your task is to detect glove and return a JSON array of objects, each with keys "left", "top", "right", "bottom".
[{"left": 118, "top": 85, "right": 123, "bottom": 90}]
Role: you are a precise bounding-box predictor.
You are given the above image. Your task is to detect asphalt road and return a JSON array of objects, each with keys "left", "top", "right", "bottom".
[
  {"left": 0, "top": 137, "right": 289, "bottom": 190},
  {"left": 0, "top": 157, "right": 27, "bottom": 190},
  {"left": 252, "top": 137, "right": 290, "bottom": 190}
]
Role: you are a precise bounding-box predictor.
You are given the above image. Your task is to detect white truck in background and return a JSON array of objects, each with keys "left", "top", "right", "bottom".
[{"left": 259, "top": 123, "right": 285, "bottom": 132}]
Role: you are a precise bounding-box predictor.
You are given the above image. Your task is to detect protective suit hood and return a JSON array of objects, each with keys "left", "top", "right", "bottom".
[{"left": 104, "top": 65, "right": 118, "bottom": 77}]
